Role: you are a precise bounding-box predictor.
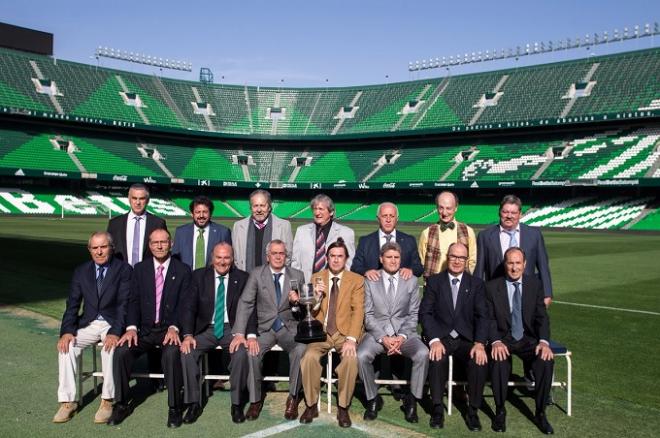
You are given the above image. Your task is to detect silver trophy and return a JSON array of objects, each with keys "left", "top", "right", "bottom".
[{"left": 294, "top": 282, "right": 326, "bottom": 343}]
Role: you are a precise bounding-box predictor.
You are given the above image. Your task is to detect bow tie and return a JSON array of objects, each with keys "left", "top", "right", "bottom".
[{"left": 439, "top": 221, "right": 455, "bottom": 232}]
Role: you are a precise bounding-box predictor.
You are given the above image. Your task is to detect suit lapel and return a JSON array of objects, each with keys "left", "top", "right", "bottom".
[
  {"left": 496, "top": 279, "right": 511, "bottom": 327},
  {"left": 454, "top": 275, "right": 470, "bottom": 313},
  {"left": 205, "top": 267, "right": 217, "bottom": 307},
  {"left": 142, "top": 213, "right": 152, "bottom": 256},
  {"left": 118, "top": 214, "right": 129, "bottom": 258},
  {"left": 440, "top": 273, "right": 455, "bottom": 316},
  {"left": 98, "top": 259, "right": 118, "bottom": 302},
  {"left": 262, "top": 267, "right": 278, "bottom": 308},
  {"left": 490, "top": 226, "right": 504, "bottom": 261}
]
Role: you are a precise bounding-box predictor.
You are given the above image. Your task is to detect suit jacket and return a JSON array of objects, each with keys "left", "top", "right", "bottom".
[
  {"left": 310, "top": 269, "right": 365, "bottom": 340},
  {"left": 172, "top": 221, "right": 232, "bottom": 269},
  {"left": 60, "top": 257, "right": 132, "bottom": 337},
  {"left": 126, "top": 256, "right": 191, "bottom": 336},
  {"left": 180, "top": 265, "right": 255, "bottom": 336},
  {"left": 232, "top": 214, "right": 293, "bottom": 271},
  {"left": 475, "top": 223, "right": 553, "bottom": 297},
  {"left": 352, "top": 230, "right": 423, "bottom": 277},
  {"left": 232, "top": 265, "right": 305, "bottom": 336},
  {"left": 364, "top": 273, "right": 421, "bottom": 341},
  {"left": 107, "top": 212, "right": 167, "bottom": 263},
  {"left": 419, "top": 271, "right": 488, "bottom": 344},
  {"left": 485, "top": 274, "right": 550, "bottom": 344},
  {"left": 291, "top": 221, "right": 355, "bottom": 283}
]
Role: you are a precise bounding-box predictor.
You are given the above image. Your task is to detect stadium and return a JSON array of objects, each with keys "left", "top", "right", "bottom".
[{"left": 1, "top": 5, "right": 659, "bottom": 438}]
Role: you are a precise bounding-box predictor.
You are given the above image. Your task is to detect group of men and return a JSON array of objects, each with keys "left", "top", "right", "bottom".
[{"left": 54, "top": 185, "right": 557, "bottom": 434}]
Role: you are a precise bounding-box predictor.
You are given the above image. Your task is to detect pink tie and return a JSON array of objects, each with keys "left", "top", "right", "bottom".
[{"left": 155, "top": 265, "right": 164, "bottom": 323}]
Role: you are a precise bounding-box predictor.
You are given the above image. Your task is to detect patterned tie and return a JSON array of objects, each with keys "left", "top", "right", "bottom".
[
  {"left": 450, "top": 277, "right": 459, "bottom": 338},
  {"left": 505, "top": 230, "right": 518, "bottom": 248},
  {"left": 96, "top": 266, "right": 105, "bottom": 297},
  {"left": 131, "top": 216, "right": 142, "bottom": 266},
  {"left": 313, "top": 229, "right": 327, "bottom": 273},
  {"left": 439, "top": 221, "right": 455, "bottom": 232},
  {"left": 195, "top": 228, "right": 206, "bottom": 269},
  {"left": 254, "top": 220, "right": 266, "bottom": 230},
  {"left": 387, "top": 276, "right": 395, "bottom": 299},
  {"left": 383, "top": 234, "right": 393, "bottom": 248},
  {"left": 326, "top": 277, "right": 339, "bottom": 335},
  {"left": 511, "top": 282, "right": 523, "bottom": 341},
  {"left": 155, "top": 265, "right": 164, "bottom": 323},
  {"left": 214, "top": 275, "right": 226, "bottom": 338},
  {"left": 272, "top": 273, "right": 284, "bottom": 332}
]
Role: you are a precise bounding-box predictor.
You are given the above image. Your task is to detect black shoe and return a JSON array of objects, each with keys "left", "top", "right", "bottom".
[
  {"left": 167, "top": 408, "right": 183, "bottom": 428},
  {"left": 492, "top": 408, "right": 506, "bottom": 433},
  {"left": 231, "top": 404, "right": 246, "bottom": 424},
  {"left": 466, "top": 408, "right": 482, "bottom": 432},
  {"left": 429, "top": 404, "right": 444, "bottom": 429},
  {"left": 402, "top": 394, "right": 418, "bottom": 423},
  {"left": 183, "top": 403, "right": 203, "bottom": 424},
  {"left": 535, "top": 412, "right": 554, "bottom": 434},
  {"left": 363, "top": 397, "right": 380, "bottom": 421},
  {"left": 152, "top": 379, "right": 166, "bottom": 393},
  {"left": 107, "top": 404, "right": 130, "bottom": 426}
]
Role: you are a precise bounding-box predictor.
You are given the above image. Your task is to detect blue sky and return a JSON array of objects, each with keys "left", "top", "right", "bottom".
[{"left": 4, "top": 0, "right": 659, "bottom": 87}]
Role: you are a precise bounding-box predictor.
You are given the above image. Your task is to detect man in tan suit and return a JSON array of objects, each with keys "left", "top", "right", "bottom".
[{"left": 295, "top": 237, "right": 364, "bottom": 428}]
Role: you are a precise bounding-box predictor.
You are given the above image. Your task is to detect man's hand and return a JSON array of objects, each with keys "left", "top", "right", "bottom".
[
  {"left": 180, "top": 335, "right": 196, "bottom": 354},
  {"left": 364, "top": 269, "right": 381, "bottom": 282},
  {"left": 341, "top": 339, "right": 357, "bottom": 358},
  {"left": 387, "top": 336, "right": 404, "bottom": 356},
  {"left": 429, "top": 340, "right": 445, "bottom": 361},
  {"left": 103, "top": 334, "right": 119, "bottom": 352},
  {"left": 313, "top": 281, "right": 326, "bottom": 300},
  {"left": 470, "top": 342, "right": 488, "bottom": 366},
  {"left": 399, "top": 268, "right": 413, "bottom": 281},
  {"left": 229, "top": 334, "right": 246, "bottom": 353},
  {"left": 118, "top": 329, "right": 138, "bottom": 348},
  {"left": 288, "top": 290, "right": 300, "bottom": 304},
  {"left": 57, "top": 333, "right": 75, "bottom": 354},
  {"left": 544, "top": 297, "right": 552, "bottom": 308},
  {"left": 491, "top": 342, "right": 510, "bottom": 361},
  {"left": 247, "top": 338, "right": 260, "bottom": 356},
  {"left": 536, "top": 342, "right": 554, "bottom": 361},
  {"left": 162, "top": 328, "right": 180, "bottom": 346}
]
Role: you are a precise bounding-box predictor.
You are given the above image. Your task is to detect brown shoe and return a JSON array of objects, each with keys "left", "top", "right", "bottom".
[
  {"left": 337, "top": 406, "right": 352, "bottom": 428},
  {"left": 299, "top": 404, "right": 318, "bottom": 424},
  {"left": 94, "top": 399, "right": 113, "bottom": 424},
  {"left": 53, "top": 402, "right": 78, "bottom": 423},
  {"left": 245, "top": 401, "right": 264, "bottom": 421},
  {"left": 284, "top": 395, "right": 301, "bottom": 420}
]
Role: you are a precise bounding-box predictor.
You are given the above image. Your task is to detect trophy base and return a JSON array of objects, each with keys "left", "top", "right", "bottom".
[{"left": 294, "top": 320, "right": 327, "bottom": 344}]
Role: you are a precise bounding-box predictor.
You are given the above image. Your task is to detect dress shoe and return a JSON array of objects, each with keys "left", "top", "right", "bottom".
[
  {"left": 245, "top": 401, "right": 264, "bottom": 421},
  {"left": 213, "top": 380, "right": 226, "bottom": 390},
  {"left": 153, "top": 379, "right": 166, "bottom": 393},
  {"left": 535, "top": 412, "right": 554, "bottom": 434},
  {"left": 284, "top": 395, "right": 301, "bottom": 420},
  {"left": 183, "top": 403, "right": 203, "bottom": 424},
  {"left": 52, "top": 401, "right": 78, "bottom": 423},
  {"left": 337, "top": 406, "right": 352, "bottom": 428},
  {"left": 363, "top": 397, "right": 380, "bottom": 421},
  {"left": 466, "top": 408, "right": 482, "bottom": 432},
  {"left": 231, "top": 404, "right": 246, "bottom": 423},
  {"left": 167, "top": 408, "right": 183, "bottom": 428},
  {"left": 402, "top": 394, "right": 418, "bottom": 423},
  {"left": 94, "top": 399, "right": 113, "bottom": 424},
  {"left": 107, "top": 403, "right": 130, "bottom": 426},
  {"left": 299, "top": 404, "right": 318, "bottom": 424},
  {"left": 491, "top": 408, "right": 506, "bottom": 433},
  {"left": 429, "top": 404, "right": 444, "bottom": 429}
]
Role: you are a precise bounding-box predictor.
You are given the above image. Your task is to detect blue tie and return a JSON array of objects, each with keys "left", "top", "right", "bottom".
[
  {"left": 511, "top": 282, "right": 523, "bottom": 341},
  {"left": 96, "top": 266, "right": 105, "bottom": 297},
  {"left": 131, "top": 216, "right": 142, "bottom": 266},
  {"left": 505, "top": 230, "right": 518, "bottom": 248},
  {"left": 272, "top": 273, "right": 283, "bottom": 332}
]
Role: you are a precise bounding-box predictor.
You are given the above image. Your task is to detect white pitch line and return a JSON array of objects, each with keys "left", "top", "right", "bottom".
[
  {"left": 554, "top": 300, "right": 660, "bottom": 316},
  {"left": 240, "top": 421, "right": 301, "bottom": 438}
]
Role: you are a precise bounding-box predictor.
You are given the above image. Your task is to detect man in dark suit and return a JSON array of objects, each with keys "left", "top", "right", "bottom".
[
  {"left": 230, "top": 240, "right": 307, "bottom": 421},
  {"left": 107, "top": 183, "right": 167, "bottom": 266},
  {"left": 179, "top": 242, "right": 254, "bottom": 424},
  {"left": 352, "top": 202, "right": 423, "bottom": 281},
  {"left": 486, "top": 247, "right": 555, "bottom": 434},
  {"left": 54, "top": 231, "right": 132, "bottom": 424},
  {"left": 419, "top": 242, "right": 488, "bottom": 431},
  {"left": 173, "top": 195, "right": 232, "bottom": 270},
  {"left": 108, "top": 228, "right": 192, "bottom": 428},
  {"left": 475, "top": 194, "right": 553, "bottom": 307}
]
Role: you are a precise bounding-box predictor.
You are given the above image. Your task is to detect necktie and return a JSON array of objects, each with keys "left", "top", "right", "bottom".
[
  {"left": 439, "top": 221, "right": 455, "bottom": 232},
  {"left": 450, "top": 278, "right": 459, "bottom": 338},
  {"left": 511, "top": 282, "right": 523, "bottom": 341},
  {"left": 272, "top": 273, "right": 284, "bottom": 332},
  {"left": 214, "top": 275, "right": 225, "bottom": 338},
  {"left": 387, "top": 276, "right": 395, "bottom": 299},
  {"left": 155, "top": 265, "right": 164, "bottom": 323},
  {"left": 195, "top": 228, "right": 206, "bottom": 269},
  {"left": 96, "top": 266, "right": 105, "bottom": 297},
  {"left": 254, "top": 220, "right": 266, "bottom": 230},
  {"left": 313, "top": 229, "right": 326, "bottom": 273},
  {"left": 131, "top": 216, "right": 142, "bottom": 266},
  {"left": 326, "top": 277, "right": 339, "bottom": 335},
  {"left": 505, "top": 230, "right": 518, "bottom": 248}
]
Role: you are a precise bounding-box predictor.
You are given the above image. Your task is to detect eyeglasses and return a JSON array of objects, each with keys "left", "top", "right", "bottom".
[{"left": 447, "top": 254, "right": 468, "bottom": 262}]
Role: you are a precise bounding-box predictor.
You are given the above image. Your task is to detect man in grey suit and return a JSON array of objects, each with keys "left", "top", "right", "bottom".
[
  {"left": 291, "top": 194, "right": 355, "bottom": 283},
  {"left": 357, "top": 242, "right": 429, "bottom": 423},
  {"left": 229, "top": 239, "right": 307, "bottom": 421},
  {"left": 475, "top": 194, "right": 553, "bottom": 307},
  {"left": 232, "top": 189, "right": 293, "bottom": 272}
]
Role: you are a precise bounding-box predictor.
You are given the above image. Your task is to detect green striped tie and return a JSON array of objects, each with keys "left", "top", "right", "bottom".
[
  {"left": 214, "top": 275, "right": 225, "bottom": 339},
  {"left": 194, "top": 228, "right": 205, "bottom": 269}
]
